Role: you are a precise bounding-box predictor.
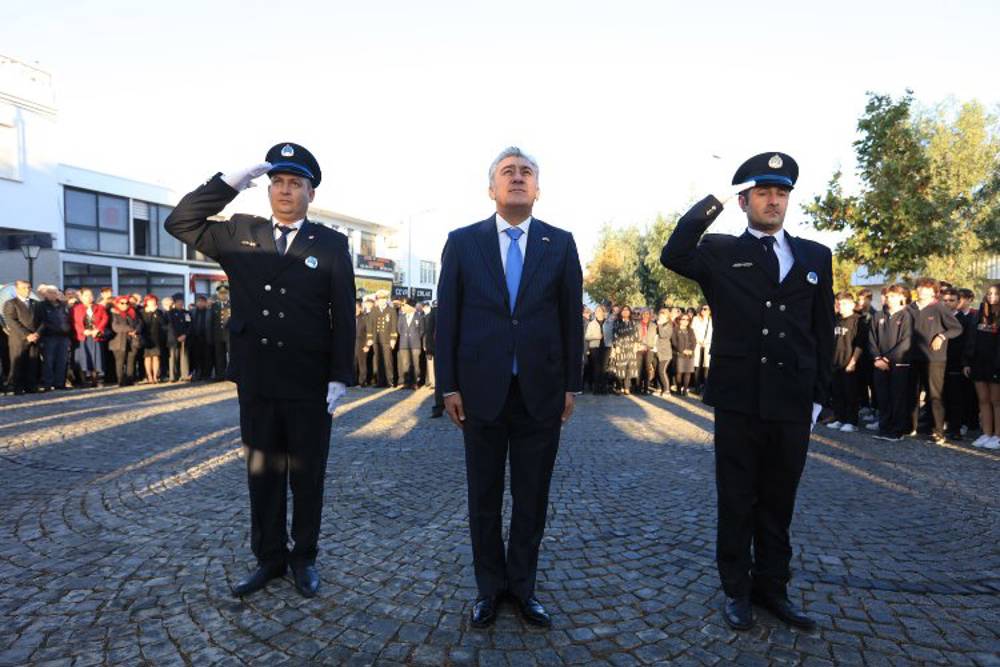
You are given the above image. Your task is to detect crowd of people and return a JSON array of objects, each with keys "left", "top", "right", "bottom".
[
  {"left": 581, "top": 279, "right": 1000, "bottom": 450},
  {"left": 0, "top": 281, "right": 232, "bottom": 394},
  {"left": 5, "top": 276, "right": 1000, "bottom": 452}
]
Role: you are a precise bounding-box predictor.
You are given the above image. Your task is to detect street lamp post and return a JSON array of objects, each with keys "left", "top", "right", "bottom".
[
  {"left": 21, "top": 244, "right": 41, "bottom": 287},
  {"left": 405, "top": 209, "right": 434, "bottom": 299}
]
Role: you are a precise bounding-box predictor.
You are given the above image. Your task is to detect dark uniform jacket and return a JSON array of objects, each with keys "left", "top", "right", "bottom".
[
  {"left": 211, "top": 300, "right": 231, "bottom": 344},
  {"left": 166, "top": 308, "right": 191, "bottom": 347},
  {"left": 40, "top": 301, "right": 72, "bottom": 338},
  {"left": 164, "top": 174, "right": 356, "bottom": 398},
  {"left": 367, "top": 305, "right": 398, "bottom": 347},
  {"left": 907, "top": 300, "right": 963, "bottom": 363},
  {"left": 868, "top": 308, "right": 913, "bottom": 364},
  {"left": 435, "top": 215, "right": 584, "bottom": 422},
  {"left": 422, "top": 309, "right": 437, "bottom": 356},
  {"left": 660, "top": 195, "right": 835, "bottom": 422},
  {"left": 355, "top": 311, "right": 369, "bottom": 352}
]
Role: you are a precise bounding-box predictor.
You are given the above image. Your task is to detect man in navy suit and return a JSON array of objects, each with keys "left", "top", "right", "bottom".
[{"left": 436, "top": 147, "right": 583, "bottom": 629}]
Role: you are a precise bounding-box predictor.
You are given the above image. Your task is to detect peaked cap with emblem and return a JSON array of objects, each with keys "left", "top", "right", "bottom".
[
  {"left": 265, "top": 142, "right": 322, "bottom": 187},
  {"left": 732, "top": 152, "right": 798, "bottom": 190}
]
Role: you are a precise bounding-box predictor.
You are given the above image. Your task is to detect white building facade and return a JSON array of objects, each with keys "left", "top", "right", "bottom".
[{"left": 0, "top": 54, "right": 437, "bottom": 302}]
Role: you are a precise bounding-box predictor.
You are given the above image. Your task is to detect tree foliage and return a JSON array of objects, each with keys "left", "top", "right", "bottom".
[
  {"left": 804, "top": 91, "right": 1000, "bottom": 291},
  {"left": 584, "top": 214, "right": 704, "bottom": 308}
]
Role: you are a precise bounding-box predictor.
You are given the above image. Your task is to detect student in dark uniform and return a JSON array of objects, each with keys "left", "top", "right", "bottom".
[
  {"left": 907, "top": 278, "right": 963, "bottom": 443},
  {"left": 826, "top": 292, "right": 864, "bottom": 432},
  {"left": 661, "top": 152, "right": 834, "bottom": 632},
  {"left": 165, "top": 142, "right": 355, "bottom": 598},
  {"left": 396, "top": 297, "right": 423, "bottom": 389},
  {"left": 963, "top": 284, "right": 1000, "bottom": 449},
  {"left": 868, "top": 284, "right": 914, "bottom": 441}
]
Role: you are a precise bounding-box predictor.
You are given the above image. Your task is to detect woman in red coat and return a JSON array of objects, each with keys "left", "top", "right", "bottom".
[{"left": 71, "top": 288, "right": 108, "bottom": 387}]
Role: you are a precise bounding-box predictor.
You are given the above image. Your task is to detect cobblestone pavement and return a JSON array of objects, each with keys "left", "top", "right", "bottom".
[{"left": 1, "top": 382, "right": 998, "bottom": 667}]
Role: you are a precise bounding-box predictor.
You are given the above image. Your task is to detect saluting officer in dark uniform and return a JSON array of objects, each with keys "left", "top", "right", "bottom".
[
  {"left": 366, "top": 289, "right": 398, "bottom": 387},
  {"left": 211, "top": 284, "right": 232, "bottom": 381},
  {"left": 661, "top": 153, "right": 834, "bottom": 631},
  {"left": 354, "top": 299, "right": 370, "bottom": 386},
  {"left": 165, "top": 143, "right": 355, "bottom": 598}
]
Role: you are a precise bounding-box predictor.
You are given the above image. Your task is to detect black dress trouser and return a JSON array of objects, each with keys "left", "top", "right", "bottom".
[
  {"left": 713, "top": 408, "right": 810, "bottom": 599},
  {"left": 874, "top": 365, "right": 911, "bottom": 437},
  {"left": 463, "top": 377, "right": 561, "bottom": 601},
  {"left": 830, "top": 367, "right": 859, "bottom": 425},
  {"left": 238, "top": 391, "right": 332, "bottom": 567}
]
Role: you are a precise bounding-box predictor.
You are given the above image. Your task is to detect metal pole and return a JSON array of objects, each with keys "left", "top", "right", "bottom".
[
  {"left": 27, "top": 257, "right": 34, "bottom": 287},
  {"left": 408, "top": 215, "right": 413, "bottom": 298}
]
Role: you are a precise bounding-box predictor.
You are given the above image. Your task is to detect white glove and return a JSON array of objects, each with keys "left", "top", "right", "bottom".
[
  {"left": 810, "top": 402, "right": 823, "bottom": 431},
  {"left": 222, "top": 162, "right": 272, "bottom": 192},
  {"left": 711, "top": 180, "right": 756, "bottom": 205},
  {"left": 326, "top": 381, "right": 347, "bottom": 414}
]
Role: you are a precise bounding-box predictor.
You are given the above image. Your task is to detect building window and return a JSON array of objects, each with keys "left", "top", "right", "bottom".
[
  {"left": 118, "top": 268, "right": 184, "bottom": 300},
  {"left": 420, "top": 260, "right": 437, "bottom": 285},
  {"left": 64, "top": 187, "right": 130, "bottom": 254},
  {"left": 62, "top": 262, "right": 112, "bottom": 292},
  {"left": 360, "top": 231, "right": 376, "bottom": 257},
  {"left": 0, "top": 105, "right": 20, "bottom": 181},
  {"left": 133, "top": 201, "right": 181, "bottom": 259}
]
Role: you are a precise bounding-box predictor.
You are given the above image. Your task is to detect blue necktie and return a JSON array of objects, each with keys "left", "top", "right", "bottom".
[{"left": 505, "top": 226, "right": 524, "bottom": 374}]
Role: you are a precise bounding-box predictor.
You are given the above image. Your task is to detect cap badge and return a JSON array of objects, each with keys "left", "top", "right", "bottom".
[
  {"left": 305, "top": 256, "right": 318, "bottom": 269},
  {"left": 768, "top": 154, "right": 783, "bottom": 169},
  {"left": 281, "top": 144, "right": 295, "bottom": 157},
  {"left": 806, "top": 271, "right": 818, "bottom": 285}
]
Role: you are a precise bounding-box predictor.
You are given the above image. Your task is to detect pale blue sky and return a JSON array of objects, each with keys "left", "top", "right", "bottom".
[{"left": 4, "top": 0, "right": 998, "bottom": 260}]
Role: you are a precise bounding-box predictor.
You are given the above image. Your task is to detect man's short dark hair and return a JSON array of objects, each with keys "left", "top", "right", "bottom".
[
  {"left": 958, "top": 288, "right": 975, "bottom": 301},
  {"left": 887, "top": 284, "right": 910, "bottom": 298},
  {"left": 939, "top": 286, "right": 958, "bottom": 298},
  {"left": 835, "top": 291, "right": 855, "bottom": 301},
  {"left": 856, "top": 288, "right": 872, "bottom": 299},
  {"left": 914, "top": 277, "right": 939, "bottom": 292}
]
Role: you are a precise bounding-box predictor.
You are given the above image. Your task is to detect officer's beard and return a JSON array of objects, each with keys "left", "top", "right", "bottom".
[{"left": 747, "top": 207, "right": 785, "bottom": 233}]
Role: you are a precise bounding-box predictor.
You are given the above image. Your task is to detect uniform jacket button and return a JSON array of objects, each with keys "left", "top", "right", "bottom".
[
  {"left": 512, "top": 319, "right": 519, "bottom": 326},
  {"left": 278, "top": 312, "right": 285, "bottom": 318},
  {"left": 261, "top": 338, "right": 268, "bottom": 345},
  {"left": 277, "top": 341, "right": 284, "bottom": 348},
  {"left": 779, "top": 332, "right": 786, "bottom": 338},
  {"left": 765, "top": 301, "right": 772, "bottom": 308},
  {"left": 280, "top": 288, "right": 287, "bottom": 295},
  {"left": 762, "top": 328, "right": 769, "bottom": 335},
  {"left": 779, "top": 304, "right": 786, "bottom": 311},
  {"left": 262, "top": 309, "right": 269, "bottom": 316},
  {"left": 761, "top": 356, "right": 768, "bottom": 364},
  {"left": 264, "top": 284, "right": 271, "bottom": 291}
]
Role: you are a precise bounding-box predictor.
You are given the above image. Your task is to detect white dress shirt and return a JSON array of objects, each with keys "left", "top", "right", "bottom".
[
  {"left": 273, "top": 218, "right": 305, "bottom": 253},
  {"left": 746, "top": 226, "right": 793, "bottom": 282},
  {"left": 496, "top": 213, "right": 531, "bottom": 272}
]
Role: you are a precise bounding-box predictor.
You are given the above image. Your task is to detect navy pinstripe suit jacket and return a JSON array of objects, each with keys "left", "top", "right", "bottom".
[{"left": 435, "top": 215, "right": 584, "bottom": 422}]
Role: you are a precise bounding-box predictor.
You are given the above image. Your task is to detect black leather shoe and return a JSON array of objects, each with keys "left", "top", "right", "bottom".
[
  {"left": 291, "top": 563, "right": 320, "bottom": 598},
  {"left": 722, "top": 596, "right": 754, "bottom": 631},
  {"left": 231, "top": 563, "right": 286, "bottom": 597},
  {"left": 470, "top": 596, "right": 497, "bottom": 628},
  {"left": 516, "top": 596, "right": 552, "bottom": 628},
  {"left": 430, "top": 408, "right": 443, "bottom": 419},
  {"left": 751, "top": 592, "right": 816, "bottom": 631}
]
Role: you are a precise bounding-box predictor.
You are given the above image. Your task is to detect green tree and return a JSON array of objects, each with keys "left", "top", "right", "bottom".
[
  {"left": 583, "top": 224, "right": 644, "bottom": 306},
  {"left": 804, "top": 92, "right": 1000, "bottom": 290},
  {"left": 643, "top": 213, "right": 704, "bottom": 307},
  {"left": 803, "top": 91, "right": 947, "bottom": 276}
]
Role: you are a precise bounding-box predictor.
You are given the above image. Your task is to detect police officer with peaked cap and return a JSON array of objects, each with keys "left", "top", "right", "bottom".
[
  {"left": 165, "top": 142, "right": 356, "bottom": 598},
  {"left": 661, "top": 152, "right": 834, "bottom": 631},
  {"left": 366, "top": 288, "right": 399, "bottom": 387}
]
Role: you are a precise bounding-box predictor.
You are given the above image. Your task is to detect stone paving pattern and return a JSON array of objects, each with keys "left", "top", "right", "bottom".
[{"left": 0, "top": 382, "right": 998, "bottom": 666}]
